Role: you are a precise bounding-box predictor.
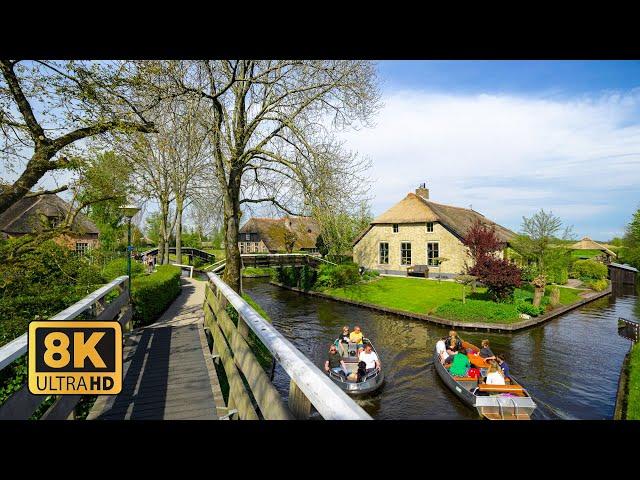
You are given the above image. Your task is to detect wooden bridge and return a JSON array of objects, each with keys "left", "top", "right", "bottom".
[
  {"left": 140, "top": 247, "right": 216, "bottom": 264},
  {"left": 0, "top": 260, "right": 369, "bottom": 420}
]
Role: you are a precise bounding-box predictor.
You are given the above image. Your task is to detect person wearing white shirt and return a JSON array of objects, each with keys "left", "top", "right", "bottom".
[
  {"left": 485, "top": 361, "right": 506, "bottom": 385},
  {"left": 358, "top": 343, "right": 381, "bottom": 374},
  {"left": 436, "top": 337, "right": 449, "bottom": 364}
]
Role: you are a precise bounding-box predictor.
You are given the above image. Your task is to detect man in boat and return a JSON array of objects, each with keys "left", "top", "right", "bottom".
[
  {"left": 349, "top": 325, "right": 365, "bottom": 355},
  {"left": 436, "top": 337, "right": 449, "bottom": 364},
  {"left": 325, "top": 344, "right": 348, "bottom": 377},
  {"left": 478, "top": 339, "right": 496, "bottom": 361},
  {"left": 496, "top": 354, "right": 510, "bottom": 379},
  {"left": 358, "top": 342, "right": 381, "bottom": 376}
]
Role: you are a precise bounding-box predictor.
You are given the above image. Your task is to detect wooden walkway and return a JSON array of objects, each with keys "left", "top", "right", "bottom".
[{"left": 88, "top": 278, "right": 225, "bottom": 420}]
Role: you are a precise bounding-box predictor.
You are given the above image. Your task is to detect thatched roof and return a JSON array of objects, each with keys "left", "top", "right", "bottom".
[
  {"left": 239, "top": 216, "right": 319, "bottom": 252},
  {"left": 354, "top": 192, "right": 515, "bottom": 245},
  {"left": 571, "top": 237, "right": 616, "bottom": 257},
  {"left": 0, "top": 194, "right": 99, "bottom": 236}
]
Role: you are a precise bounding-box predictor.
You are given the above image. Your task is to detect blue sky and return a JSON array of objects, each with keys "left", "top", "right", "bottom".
[{"left": 340, "top": 60, "right": 640, "bottom": 241}]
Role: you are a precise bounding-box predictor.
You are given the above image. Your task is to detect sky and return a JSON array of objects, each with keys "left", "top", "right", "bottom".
[{"left": 338, "top": 60, "right": 640, "bottom": 241}]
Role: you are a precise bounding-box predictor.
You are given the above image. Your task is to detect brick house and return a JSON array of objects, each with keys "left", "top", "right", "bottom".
[
  {"left": 238, "top": 216, "right": 320, "bottom": 254},
  {"left": 353, "top": 185, "right": 515, "bottom": 277},
  {"left": 0, "top": 194, "right": 100, "bottom": 254}
]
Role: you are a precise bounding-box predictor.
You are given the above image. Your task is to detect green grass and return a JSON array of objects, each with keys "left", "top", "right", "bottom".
[
  {"left": 242, "top": 267, "right": 275, "bottom": 277},
  {"left": 626, "top": 343, "right": 640, "bottom": 420},
  {"left": 570, "top": 249, "right": 602, "bottom": 259},
  {"left": 321, "top": 276, "right": 584, "bottom": 324}
]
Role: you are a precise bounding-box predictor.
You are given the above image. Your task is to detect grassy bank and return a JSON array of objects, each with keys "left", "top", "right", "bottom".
[
  {"left": 626, "top": 343, "right": 640, "bottom": 420},
  {"left": 242, "top": 267, "right": 275, "bottom": 277},
  {"left": 320, "top": 276, "right": 583, "bottom": 324}
]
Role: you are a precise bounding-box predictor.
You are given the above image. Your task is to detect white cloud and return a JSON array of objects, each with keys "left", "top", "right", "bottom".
[{"left": 339, "top": 89, "right": 640, "bottom": 238}]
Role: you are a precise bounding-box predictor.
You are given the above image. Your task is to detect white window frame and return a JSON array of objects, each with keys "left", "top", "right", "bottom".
[
  {"left": 75, "top": 242, "right": 89, "bottom": 256},
  {"left": 427, "top": 241, "right": 439, "bottom": 266},
  {"left": 400, "top": 241, "right": 412, "bottom": 266},
  {"left": 426, "top": 222, "right": 434, "bottom": 233},
  {"left": 379, "top": 242, "right": 389, "bottom": 265}
]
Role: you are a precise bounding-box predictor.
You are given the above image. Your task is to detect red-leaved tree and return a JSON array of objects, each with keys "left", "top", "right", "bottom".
[{"left": 463, "top": 220, "right": 522, "bottom": 301}]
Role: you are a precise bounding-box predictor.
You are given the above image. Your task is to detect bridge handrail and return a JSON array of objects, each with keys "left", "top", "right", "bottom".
[{"left": 206, "top": 271, "right": 371, "bottom": 420}]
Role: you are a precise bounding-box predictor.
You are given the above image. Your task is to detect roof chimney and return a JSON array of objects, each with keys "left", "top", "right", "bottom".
[{"left": 415, "top": 182, "right": 429, "bottom": 199}]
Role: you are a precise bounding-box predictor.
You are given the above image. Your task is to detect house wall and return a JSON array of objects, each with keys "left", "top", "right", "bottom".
[
  {"left": 353, "top": 222, "right": 470, "bottom": 276},
  {"left": 238, "top": 239, "right": 270, "bottom": 253},
  {"left": 54, "top": 234, "right": 100, "bottom": 253}
]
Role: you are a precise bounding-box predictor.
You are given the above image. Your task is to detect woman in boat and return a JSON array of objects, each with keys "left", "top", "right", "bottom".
[
  {"left": 484, "top": 360, "right": 506, "bottom": 385},
  {"left": 338, "top": 325, "right": 350, "bottom": 356},
  {"left": 445, "top": 330, "right": 463, "bottom": 356},
  {"left": 325, "top": 344, "right": 348, "bottom": 377},
  {"left": 436, "top": 337, "right": 449, "bottom": 364},
  {"left": 447, "top": 348, "right": 471, "bottom": 377}
]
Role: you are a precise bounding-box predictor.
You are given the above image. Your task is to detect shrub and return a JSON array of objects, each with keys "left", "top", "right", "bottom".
[
  {"left": 435, "top": 299, "right": 520, "bottom": 323},
  {"left": 275, "top": 266, "right": 300, "bottom": 287},
  {"left": 192, "top": 257, "right": 206, "bottom": 269},
  {"left": 102, "top": 257, "right": 144, "bottom": 281},
  {"left": 584, "top": 278, "right": 609, "bottom": 292},
  {"left": 520, "top": 264, "right": 539, "bottom": 282},
  {"left": 314, "top": 263, "right": 360, "bottom": 289},
  {"left": 300, "top": 265, "right": 317, "bottom": 291},
  {"left": 131, "top": 265, "right": 181, "bottom": 327},
  {"left": 515, "top": 300, "right": 544, "bottom": 317},
  {"left": 469, "top": 257, "right": 522, "bottom": 302},
  {"left": 571, "top": 259, "right": 608, "bottom": 280}
]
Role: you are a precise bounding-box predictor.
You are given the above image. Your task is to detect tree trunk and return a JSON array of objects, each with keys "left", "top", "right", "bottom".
[
  {"left": 175, "top": 196, "right": 184, "bottom": 265},
  {"left": 550, "top": 286, "right": 560, "bottom": 307},
  {"left": 157, "top": 241, "right": 164, "bottom": 268},
  {"left": 222, "top": 174, "right": 242, "bottom": 293},
  {"left": 533, "top": 287, "right": 544, "bottom": 307}
]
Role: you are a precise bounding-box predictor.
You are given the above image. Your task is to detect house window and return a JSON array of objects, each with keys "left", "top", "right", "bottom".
[
  {"left": 379, "top": 242, "right": 389, "bottom": 264},
  {"left": 393, "top": 224, "right": 399, "bottom": 233},
  {"left": 401, "top": 242, "right": 411, "bottom": 265},
  {"left": 427, "top": 242, "right": 439, "bottom": 266},
  {"left": 75, "top": 242, "right": 89, "bottom": 256},
  {"left": 245, "top": 233, "right": 251, "bottom": 241},
  {"left": 426, "top": 222, "right": 434, "bottom": 232},
  {"left": 49, "top": 216, "right": 61, "bottom": 229}
]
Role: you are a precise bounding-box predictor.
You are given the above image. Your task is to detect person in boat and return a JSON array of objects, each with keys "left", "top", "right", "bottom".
[
  {"left": 436, "top": 337, "right": 449, "bottom": 364},
  {"left": 496, "top": 354, "right": 510, "bottom": 379},
  {"left": 350, "top": 325, "right": 365, "bottom": 355},
  {"left": 356, "top": 361, "right": 367, "bottom": 382},
  {"left": 447, "top": 348, "right": 471, "bottom": 377},
  {"left": 478, "top": 339, "right": 496, "bottom": 361},
  {"left": 484, "top": 360, "right": 506, "bottom": 385},
  {"left": 358, "top": 342, "right": 381, "bottom": 376},
  {"left": 325, "top": 344, "right": 348, "bottom": 377},
  {"left": 338, "top": 325, "right": 350, "bottom": 356},
  {"left": 445, "top": 330, "right": 463, "bottom": 356}
]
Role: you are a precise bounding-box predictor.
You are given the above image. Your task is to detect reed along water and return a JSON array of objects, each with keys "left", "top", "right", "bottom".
[{"left": 243, "top": 278, "right": 639, "bottom": 420}]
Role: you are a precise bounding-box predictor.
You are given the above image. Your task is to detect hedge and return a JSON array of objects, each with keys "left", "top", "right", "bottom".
[
  {"left": 131, "top": 265, "right": 182, "bottom": 327},
  {"left": 102, "top": 257, "right": 144, "bottom": 281},
  {"left": 571, "top": 259, "right": 608, "bottom": 280}
]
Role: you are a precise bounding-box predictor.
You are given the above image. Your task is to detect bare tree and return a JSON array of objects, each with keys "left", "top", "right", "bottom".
[
  {"left": 0, "top": 60, "right": 156, "bottom": 213},
  {"left": 144, "top": 60, "right": 380, "bottom": 292}
]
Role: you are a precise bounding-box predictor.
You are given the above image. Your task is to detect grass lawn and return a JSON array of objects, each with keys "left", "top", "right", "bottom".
[
  {"left": 321, "top": 276, "right": 584, "bottom": 324},
  {"left": 626, "top": 343, "right": 640, "bottom": 420}
]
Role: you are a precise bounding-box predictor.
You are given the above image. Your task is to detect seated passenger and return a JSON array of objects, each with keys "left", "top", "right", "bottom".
[
  {"left": 485, "top": 360, "right": 506, "bottom": 385},
  {"left": 445, "top": 330, "right": 463, "bottom": 356},
  {"left": 447, "top": 349, "right": 471, "bottom": 377},
  {"left": 356, "top": 361, "right": 368, "bottom": 382},
  {"left": 358, "top": 343, "right": 381, "bottom": 376},
  {"left": 478, "top": 339, "right": 496, "bottom": 361},
  {"left": 324, "top": 344, "right": 348, "bottom": 377},
  {"left": 349, "top": 325, "right": 365, "bottom": 355},
  {"left": 436, "top": 337, "right": 449, "bottom": 364},
  {"left": 496, "top": 354, "right": 510, "bottom": 379},
  {"left": 338, "top": 325, "right": 350, "bottom": 356}
]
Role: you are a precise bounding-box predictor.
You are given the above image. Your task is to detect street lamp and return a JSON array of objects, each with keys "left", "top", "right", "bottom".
[{"left": 119, "top": 203, "right": 140, "bottom": 297}]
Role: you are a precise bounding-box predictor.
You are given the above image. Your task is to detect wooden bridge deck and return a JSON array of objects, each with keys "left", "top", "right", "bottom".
[{"left": 88, "top": 278, "right": 224, "bottom": 420}]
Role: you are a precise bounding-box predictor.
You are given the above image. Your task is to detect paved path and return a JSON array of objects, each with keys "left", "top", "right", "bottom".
[{"left": 88, "top": 278, "right": 224, "bottom": 420}]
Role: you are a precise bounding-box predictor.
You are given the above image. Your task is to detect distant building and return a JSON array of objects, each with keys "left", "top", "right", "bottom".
[
  {"left": 0, "top": 194, "right": 100, "bottom": 254},
  {"left": 238, "top": 216, "right": 320, "bottom": 254},
  {"left": 570, "top": 237, "right": 617, "bottom": 264},
  {"left": 353, "top": 184, "right": 515, "bottom": 277}
]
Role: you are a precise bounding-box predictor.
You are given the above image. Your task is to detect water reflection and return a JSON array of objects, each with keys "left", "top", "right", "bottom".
[{"left": 243, "top": 278, "right": 638, "bottom": 420}]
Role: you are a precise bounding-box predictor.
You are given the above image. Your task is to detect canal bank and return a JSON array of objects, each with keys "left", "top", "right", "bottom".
[
  {"left": 270, "top": 281, "right": 612, "bottom": 332},
  {"left": 244, "top": 277, "right": 637, "bottom": 419}
]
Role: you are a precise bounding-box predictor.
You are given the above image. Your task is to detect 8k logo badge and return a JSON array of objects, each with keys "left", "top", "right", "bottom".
[{"left": 28, "top": 321, "right": 122, "bottom": 395}]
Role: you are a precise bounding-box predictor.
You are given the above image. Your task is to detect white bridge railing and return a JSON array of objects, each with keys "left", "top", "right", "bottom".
[
  {"left": 205, "top": 271, "right": 371, "bottom": 420},
  {"left": 0, "top": 276, "right": 132, "bottom": 420}
]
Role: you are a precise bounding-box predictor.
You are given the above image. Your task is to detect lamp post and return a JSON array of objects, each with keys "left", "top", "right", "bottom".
[{"left": 119, "top": 203, "right": 140, "bottom": 297}]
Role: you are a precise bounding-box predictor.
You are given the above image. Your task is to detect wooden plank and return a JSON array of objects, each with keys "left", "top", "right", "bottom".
[
  {"left": 204, "top": 309, "right": 258, "bottom": 420},
  {"left": 40, "top": 395, "right": 82, "bottom": 420},
  {"left": 97, "top": 291, "right": 128, "bottom": 321},
  {"left": 289, "top": 380, "right": 311, "bottom": 420},
  {"left": 0, "top": 384, "right": 44, "bottom": 420}
]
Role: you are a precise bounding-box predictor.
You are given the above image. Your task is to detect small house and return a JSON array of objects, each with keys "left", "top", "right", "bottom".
[{"left": 238, "top": 216, "right": 320, "bottom": 254}]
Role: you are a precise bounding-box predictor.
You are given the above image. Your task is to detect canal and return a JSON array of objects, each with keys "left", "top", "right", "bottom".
[{"left": 243, "top": 278, "right": 639, "bottom": 419}]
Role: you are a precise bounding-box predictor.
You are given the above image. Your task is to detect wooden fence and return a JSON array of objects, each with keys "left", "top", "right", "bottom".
[
  {"left": 204, "top": 272, "right": 371, "bottom": 420},
  {"left": 0, "top": 276, "right": 132, "bottom": 420}
]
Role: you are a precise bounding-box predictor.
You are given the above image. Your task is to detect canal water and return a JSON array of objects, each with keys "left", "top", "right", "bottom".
[{"left": 243, "top": 278, "right": 639, "bottom": 420}]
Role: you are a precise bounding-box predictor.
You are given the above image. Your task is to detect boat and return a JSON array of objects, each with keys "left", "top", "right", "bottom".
[
  {"left": 433, "top": 339, "right": 537, "bottom": 420},
  {"left": 327, "top": 337, "right": 385, "bottom": 396}
]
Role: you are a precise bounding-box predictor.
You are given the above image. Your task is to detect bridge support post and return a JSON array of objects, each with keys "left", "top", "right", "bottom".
[{"left": 288, "top": 379, "right": 311, "bottom": 419}]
